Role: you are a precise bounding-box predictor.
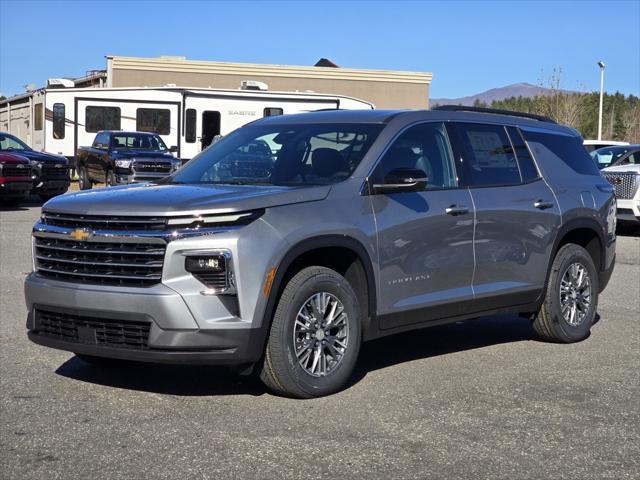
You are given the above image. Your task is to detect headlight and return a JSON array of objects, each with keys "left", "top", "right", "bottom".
[
  {"left": 30, "top": 160, "right": 42, "bottom": 169},
  {"left": 115, "top": 159, "right": 132, "bottom": 169},
  {"left": 171, "top": 159, "right": 182, "bottom": 171}
]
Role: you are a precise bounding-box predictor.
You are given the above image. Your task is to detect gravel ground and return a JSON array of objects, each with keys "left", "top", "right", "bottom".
[{"left": 1, "top": 199, "right": 638, "bottom": 480}]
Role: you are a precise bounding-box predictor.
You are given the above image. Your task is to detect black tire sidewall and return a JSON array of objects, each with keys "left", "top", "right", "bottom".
[
  {"left": 106, "top": 170, "right": 115, "bottom": 187},
  {"left": 547, "top": 245, "right": 599, "bottom": 342},
  {"left": 78, "top": 165, "right": 90, "bottom": 190},
  {"left": 276, "top": 271, "right": 362, "bottom": 397}
]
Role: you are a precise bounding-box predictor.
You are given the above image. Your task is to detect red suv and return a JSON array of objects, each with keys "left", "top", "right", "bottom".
[{"left": 0, "top": 152, "right": 33, "bottom": 204}]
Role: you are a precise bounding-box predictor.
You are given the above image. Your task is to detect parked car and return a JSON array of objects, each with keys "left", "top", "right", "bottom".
[
  {"left": 25, "top": 107, "right": 616, "bottom": 398},
  {"left": 0, "top": 152, "right": 34, "bottom": 204},
  {"left": 583, "top": 139, "right": 630, "bottom": 153},
  {"left": 76, "top": 131, "right": 181, "bottom": 189},
  {"left": 590, "top": 144, "right": 640, "bottom": 170},
  {"left": 0, "top": 132, "right": 70, "bottom": 200},
  {"left": 601, "top": 157, "right": 640, "bottom": 224}
]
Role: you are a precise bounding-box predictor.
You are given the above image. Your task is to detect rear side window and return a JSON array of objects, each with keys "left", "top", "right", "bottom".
[
  {"left": 506, "top": 126, "right": 539, "bottom": 182},
  {"left": 454, "top": 123, "right": 521, "bottom": 186},
  {"left": 136, "top": 108, "right": 170, "bottom": 135},
  {"left": 52, "top": 103, "right": 65, "bottom": 139},
  {"left": 522, "top": 130, "right": 600, "bottom": 176},
  {"left": 264, "top": 107, "right": 284, "bottom": 117},
  {"left": 185, "top": 109, "right": 196, "bottom": 143},
  {"left": 86, "top": 106, "right": 121, "bottom": 132}
]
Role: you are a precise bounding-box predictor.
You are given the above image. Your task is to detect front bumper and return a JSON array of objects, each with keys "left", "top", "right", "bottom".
[
  {"left": 25, "top": 273, "right": 266, "bottom": 365},
  {"left": 615, "top": 198, "right": 640, "bottom": 222},
  {"left": 0, "top": 179, "right": 32, "bottom": 197}
]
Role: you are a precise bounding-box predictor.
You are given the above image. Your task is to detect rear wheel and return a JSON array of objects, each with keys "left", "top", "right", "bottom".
[
  {"left": 105, "top": 169, "right": 116, "bottom": 187},
  {"left": 259, "top": 266, "right": 362, "bottom": 398},
  {"left": 78, "top": 165, "right": 91, "bottom": 190},
  {"left": 533, "top": 244, "right": 599, "bottom": 343}
]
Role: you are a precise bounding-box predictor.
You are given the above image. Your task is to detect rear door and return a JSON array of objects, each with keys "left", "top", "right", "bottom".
[
  {"left": 370, "top": 122, "right": 475, "bottom": 328},
  {"left": 448, "top": 122, "right": 561, "bottom": 308}
]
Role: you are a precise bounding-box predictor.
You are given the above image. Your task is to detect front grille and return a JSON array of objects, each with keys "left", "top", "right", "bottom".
[
  {"left": 34, "top": 236, "right": 165, "bottom": 287},
  {"left": 1, "top": 165, "right": 31, "bottom": 177},
  {"left": 42, "top": 212, "right": 168, "bottom": 230},
  {"left": 42, "top": 164, "right": 69, "bottom": 180},
  {"left": 133, "top": 161, "right": 172, "bottom": 174},
  {"left": 35, "top": 308, "right": 150, "bottom": 349},
  {"left": 602, "top": 172, "right": 640, "bottom": 199}
]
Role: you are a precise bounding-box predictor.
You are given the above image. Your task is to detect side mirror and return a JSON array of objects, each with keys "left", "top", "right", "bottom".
[
  {"left": 169, "top": 145, "right": 178, "bottom": 153},
  {"left": 372, "top": 168, "right": 427, "bottom": 194}
]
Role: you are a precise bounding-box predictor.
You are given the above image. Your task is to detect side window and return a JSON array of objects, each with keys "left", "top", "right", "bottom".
[
  {"left": 264, "top": 107, "right": 283, "bottom": 117},
  {"left": 34, "top": 104, "right": 43, "bottom": 131},
  {"left": 454, "top": 123, "right": 521, "bottom": 187},
  {"left": 622, "top": 152, "right": 639, "bottom": 165},
  {"left": 52, "top": 103, "right": 65, "bottom": 139},
  {"left": 522, "top": 130, "right": 600, "bottom": 176},
  {"left": 86, "top": 106, "right": 121, "bottom": 133},
  {"left": 374, "top": 122, "right": 457, "bottom": 190},
  {"left": 185, "top": 109, "right": 196, "bottom": 143},
  {"left": 136, "top": 108, "right": 170, "bottom": 135},
  {"left": 506, "top": 126, "right": 539, "bottom": 182}
]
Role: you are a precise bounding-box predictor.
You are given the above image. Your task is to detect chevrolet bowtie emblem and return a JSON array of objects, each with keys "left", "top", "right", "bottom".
[{"left": 70, "top": 229, "right": 92, "bottom": 241}]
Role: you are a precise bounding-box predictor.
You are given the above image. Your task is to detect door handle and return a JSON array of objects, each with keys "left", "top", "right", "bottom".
[
  {"left": 534, "top": 200, "right": 554, "bottom": 210},
  {"left": 445, "top": 205, "right": 469, "bottom": 216}
]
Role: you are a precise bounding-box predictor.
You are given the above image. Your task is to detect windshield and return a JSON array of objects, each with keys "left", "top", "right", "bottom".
[
  {"left": 0, "top": 133, "right": 32, "bottom": 152},
  {"left": 110, "top": 133, "right": 167, "bottom": 151},
  {"left": 590, "top": 146, "right": 634, "bottom": 169},
  {"left": 169, "top": 123, "right": 383, "bottom": 186}
]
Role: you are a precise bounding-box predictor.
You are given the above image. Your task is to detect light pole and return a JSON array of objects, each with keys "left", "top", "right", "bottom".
[{"left": 597, "top": 61, "right": 606, "bottom": 141}]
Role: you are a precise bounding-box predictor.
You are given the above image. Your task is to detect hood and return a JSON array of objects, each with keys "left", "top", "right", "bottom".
[
  {"left": 43, "top": 183, "right": 331, "bottom": 216},
  {"left": 0, "top": 152, "right": 30, "bottom": 164},
  {"left": 18, "top": 150, "right": 68, "bottom": 164},
  {"left": 601, "top": 164, "right": 640, "bottom": 174},
  {"left": 111, "top": 150, "right": 175, "bottom": 161}
]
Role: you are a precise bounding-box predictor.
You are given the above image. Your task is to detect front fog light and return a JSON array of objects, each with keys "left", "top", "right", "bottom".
[{"left": 185, "top": 255, "right": 230, "bottom": 291}]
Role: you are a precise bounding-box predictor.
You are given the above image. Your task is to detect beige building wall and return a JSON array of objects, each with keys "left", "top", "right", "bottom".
[{"left": 107, "top": 56, "right": 432, "bottom": 109}]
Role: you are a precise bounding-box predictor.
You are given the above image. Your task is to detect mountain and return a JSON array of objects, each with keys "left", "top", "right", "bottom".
[{"left": 431, "top": 82, "right": 576, "bottom": 107}]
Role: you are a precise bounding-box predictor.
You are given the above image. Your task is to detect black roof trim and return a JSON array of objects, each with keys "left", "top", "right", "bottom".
[{"left": 433, "top": 105, "right": 556, "bottom": 124}]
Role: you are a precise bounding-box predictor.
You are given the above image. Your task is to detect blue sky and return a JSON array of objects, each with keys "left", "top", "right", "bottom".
[{"left": 1, "top": 0, "right": 638, "bottom": 99}]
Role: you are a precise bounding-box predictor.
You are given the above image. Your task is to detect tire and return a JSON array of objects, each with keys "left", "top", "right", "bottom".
[
  {"left": 533, "top": 244, "right": 599, "bottom": 343},
  {"left": 75, "top": 354, "right": 131, "bottom": 368},
  {"left": 78, "top": 165, "right": 91, "bottom": 190},
  {"left": 259, "top": 266, "right": 362, "bottom": 398},
  {"left": 105, "top": 169, "right": 116, "bottom": 187}
]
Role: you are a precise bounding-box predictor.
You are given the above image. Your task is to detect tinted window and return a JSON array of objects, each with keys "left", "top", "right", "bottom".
[
  {"left": 110, "top": 133, "right": 167, "bottom": 151},
  {"left": 34, "top": 104, "right": 43, "bottom": 131},
  {"left": 0, "top": 133, "right": 31, "bottom": 151},
  {"left": 86, "top": 106, "right": 121, "bottom": 132},
  {"left": 52, "top": 103, "right": 65, "bottom": 139},
  {"left": 374, "top": 122, "right": 457, "bottom": 189},
  {"left": 523, "top": 130, "right": 600, "bottom": 176},
  {"left": 136, "top": 108, "right": 170, "bottom": 135},
  {"left": 455, "top": 123, "right": 521, "bottom": 186},
  {"left": 185, "top": 109, "right": 196, "bottom": 143},
  {"left": 264, "top": 107, "right": 284, "bottom": 117},
  {"left": 506, "top": 126, "right": 539, "bottom": 182},
  {"left": 590, "top": 146, "right": 636, "bottom": 169},
  {"left": 171, "top": 123, "right": 383, "bottom": 186}
]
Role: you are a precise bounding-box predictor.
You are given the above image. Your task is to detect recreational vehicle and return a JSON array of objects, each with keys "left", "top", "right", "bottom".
[{"left": 0, "top": 84, "right": 374, "bottom": 164}]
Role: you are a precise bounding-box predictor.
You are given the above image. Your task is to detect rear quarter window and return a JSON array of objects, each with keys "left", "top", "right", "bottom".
[{"left": 523, "top": 130, "right": 600, "bottom": 176}]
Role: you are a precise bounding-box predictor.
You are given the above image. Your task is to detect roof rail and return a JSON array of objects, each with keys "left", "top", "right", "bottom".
[{"left": 432, "top": 105, "right": 557, "bottom": 124}]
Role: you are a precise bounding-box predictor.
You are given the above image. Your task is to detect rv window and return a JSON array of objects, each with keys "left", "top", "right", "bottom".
[
  {"left": 34, "top": 104, "right": 43, "bottom": 131},
  {"left": 53, "top": 103, "right": 65, "bottom": 139},
  {"left": 136, "top": 108, "right": 171, "bottom": 135},
  {"left": 86, "top": 106, "right": 121, "bottom": 132},
  {"left": 264, "top": 108, "right": 284, "bottom": 117},
  {"left": 185, "top": 109, "right": 196, "bottom": 143}
]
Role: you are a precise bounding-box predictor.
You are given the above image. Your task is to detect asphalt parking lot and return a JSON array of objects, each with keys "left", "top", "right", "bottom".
[{"left": 1, "top": 198, "right": 639, "bottom": 480}]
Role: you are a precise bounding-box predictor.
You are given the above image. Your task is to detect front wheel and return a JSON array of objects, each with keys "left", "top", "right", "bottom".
[
  {"left": 105, "top": 169, "right": 116, "bottom": 187},
  {"left": 259, "top": 266, "right": 362, "bottom": 398},
  {"left": 78, "top": 165, "right": 91, "bottom": 190},
  {"left": 533, "top": 244, "right": 599, "bottom": 343}
]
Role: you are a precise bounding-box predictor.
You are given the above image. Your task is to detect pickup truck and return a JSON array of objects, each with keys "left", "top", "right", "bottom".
[{"left": 76, "top": 131, "right": 180, "bottom": 189}]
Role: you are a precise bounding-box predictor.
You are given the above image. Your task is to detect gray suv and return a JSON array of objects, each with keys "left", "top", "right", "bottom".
[{"left": 25, "top": 107, "right": 617, "bottom": 398}]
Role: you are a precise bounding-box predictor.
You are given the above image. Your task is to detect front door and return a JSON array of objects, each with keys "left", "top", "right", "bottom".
[
  {"left": 370, "top": 122, "right": 475, "bottom": 328},
  {"left": 201, "top": 111, "right": 221, "bottom": 151}
]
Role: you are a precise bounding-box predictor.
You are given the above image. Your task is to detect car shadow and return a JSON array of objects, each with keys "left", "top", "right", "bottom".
[
  {"left": 0, "top": 195, "right": 45, "bottom": 211},
  {"left": 55, "top": 314, "right": 540, "bottom": 398},
  {"left": 617, "top": 223, "right": 640, "bottom": 237}
]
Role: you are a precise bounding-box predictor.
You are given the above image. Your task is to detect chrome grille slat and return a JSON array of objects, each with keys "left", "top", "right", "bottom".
[
  {"left": 42, "top": 212, "right": 168, "bottom": 231},
  {"left": 36, "top": 265, "right": 162, "bottom": 281},
  {"left": 35, "top": 243, "right": 165, "bottom": 256},
  {"left": 35, "top": 255, "right": 162, "bottom": 268},
  {"left": 602, "top": 172, "right": 640, "bottom": 199}
]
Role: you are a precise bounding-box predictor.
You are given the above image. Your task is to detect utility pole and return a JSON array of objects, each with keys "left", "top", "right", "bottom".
[{"left": 597, "top": 61, "right": 606, "bottom": 141}]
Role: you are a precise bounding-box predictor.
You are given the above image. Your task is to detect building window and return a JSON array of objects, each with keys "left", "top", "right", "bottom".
[
  {"left": 264, "top": 107, "right": 283, "bottom": 117},
  {"left": 136, "top": 108, "right": 170, "bottom": 135},
  {"left": 52, "top": 103, "right": 65, "bottom": 139},
  {"left": 34, "top": 104, "right": 43, "bottom": 131},
  {"left": 185, "top": 109, "right": 196, "bottom": 143},
  {"left": 85, "top": 106, "right": 121, "bottom": 132}
]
